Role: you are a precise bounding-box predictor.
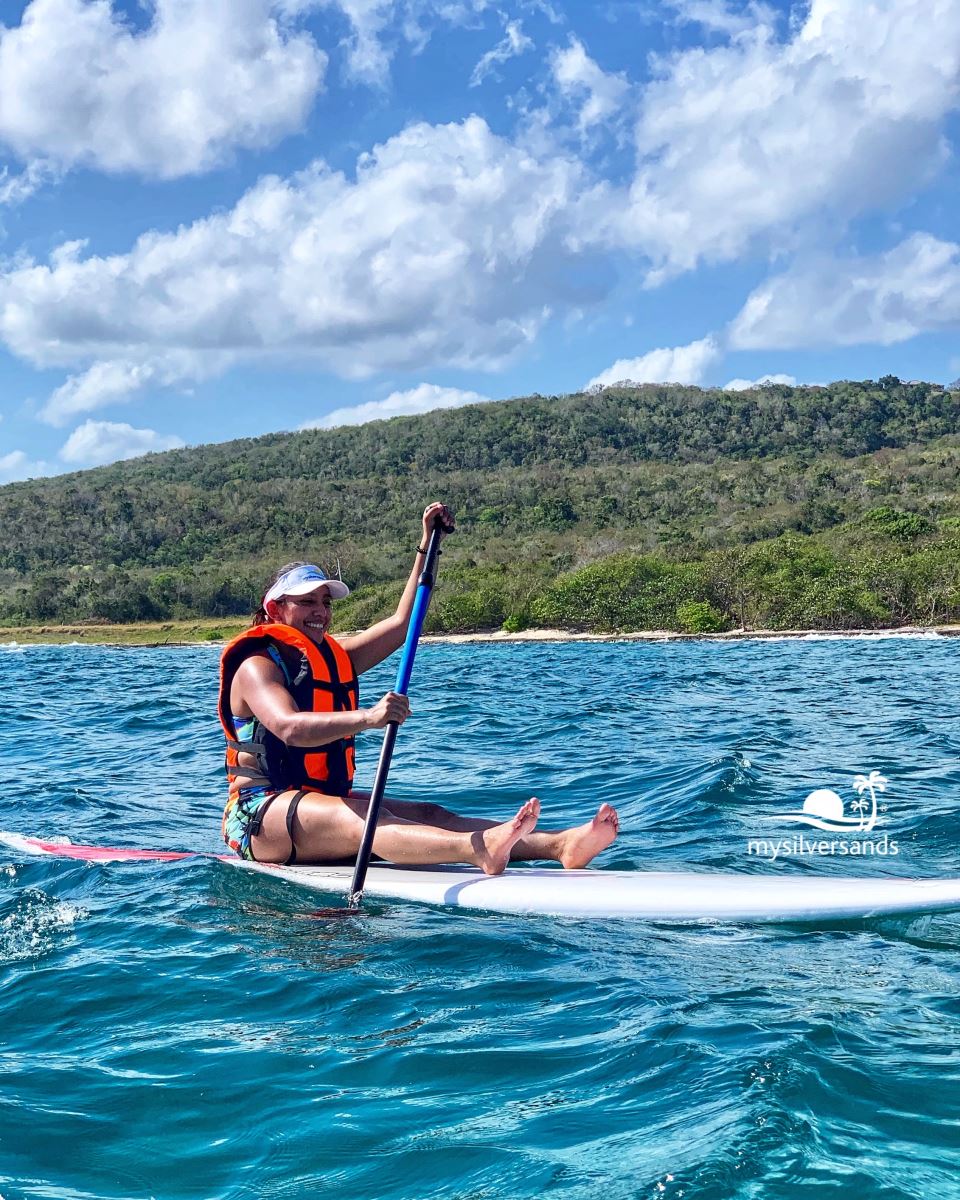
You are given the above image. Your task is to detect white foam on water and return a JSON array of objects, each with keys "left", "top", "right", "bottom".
[
  {"left": 711, "top": 630, "right": 946, "bottom": 644},
  {"left": 0, "top": 890, "right": 84, "bottom": 963},
  {"left": 798, "top": 630, "right": 943, "bottom": 641}
]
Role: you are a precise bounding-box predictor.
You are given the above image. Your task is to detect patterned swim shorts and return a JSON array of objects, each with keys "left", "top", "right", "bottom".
[{"left": 221, "top": 788, "right": 281, "bottom": 861}]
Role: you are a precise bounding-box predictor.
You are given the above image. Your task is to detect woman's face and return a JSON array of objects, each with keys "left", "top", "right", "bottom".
[{"left": 274, "top": 587, "right": 333, "bottom": 642}]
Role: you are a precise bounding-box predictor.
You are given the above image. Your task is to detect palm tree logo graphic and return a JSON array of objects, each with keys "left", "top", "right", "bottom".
[
  {"left": 850, "top": 771, "right": 887, "bottom": 833},
  {"left": 769, "top": 772, "right": 888, "bottom": 832}
]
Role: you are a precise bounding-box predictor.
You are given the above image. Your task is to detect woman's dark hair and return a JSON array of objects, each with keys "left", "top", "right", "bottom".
[{"left": 252, "top": 561, "right": 309, "bottom": 626}]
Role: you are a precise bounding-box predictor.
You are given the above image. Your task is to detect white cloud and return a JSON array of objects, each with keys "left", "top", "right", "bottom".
[
  {"left": 0, "top": 449, "right": 51, "bottom": 482},
  {"left": 470, "top": 19, "right": 533, "bottom": 87},
  {"left": 59, "top": 420, "right": 185, "bottom": 468},
  {"left": 603, "top": 0, "right": 960, "bottom": 280},
  {"left": 724, "top": 373, "right": 797, "bottom": 390},
  {"left": 40, "top": 353, "right": 230, "bottom": 426},
  {"left": 730, "top": 234, "right": 960, "bottom": 350},
  {"left": 0, "top": 159, "right": 57, "bottom": 207},
  {"left": 42, "top": 360, "right": 161, "bottom": 427},
  {"left": 550, "top": 37, "right": 630, "bottom": 133},
  {"left": 0, "top": 0, "right": 326, "bottom": 178},
  {"left": 302, "top": 382, "right": 491, "bottom": 428},
  {"left": 586, "top": 335, "right": 720, "bottom": 389},
  {"left": 318, "top": 0, "right": 394, "bottom": 85},
  {"left": 301, "top": 0, "right": 492, "bottom": 87},
  {"left": 665, "top": 0, "right": 770, "bottom": 37},
  {"left": 0, "top": 117, "right": 583, "bottom": 388}
]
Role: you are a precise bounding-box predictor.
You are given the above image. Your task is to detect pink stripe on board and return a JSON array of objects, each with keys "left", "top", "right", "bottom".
[{"left": 23, "top": 838, "right": 197, "bottom": 862}]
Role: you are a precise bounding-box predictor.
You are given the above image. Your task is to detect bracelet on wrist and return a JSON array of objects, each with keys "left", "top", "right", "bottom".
[{"left": 416, "top": 545, "right": 426, "bottom": 554}]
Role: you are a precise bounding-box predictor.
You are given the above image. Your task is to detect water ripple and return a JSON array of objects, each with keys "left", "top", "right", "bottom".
[{"left": 1, "top": 638, "right": 959, "bottom": 1197}]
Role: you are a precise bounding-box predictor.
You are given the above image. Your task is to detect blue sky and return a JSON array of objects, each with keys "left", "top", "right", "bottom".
[{"left": 1, "top": 0, "right": 959, "bottom": 481}]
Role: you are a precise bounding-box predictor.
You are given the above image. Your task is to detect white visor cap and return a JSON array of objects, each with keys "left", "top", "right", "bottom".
[{"left": 265, "top": 564, "right": 350, "bottom": 605}]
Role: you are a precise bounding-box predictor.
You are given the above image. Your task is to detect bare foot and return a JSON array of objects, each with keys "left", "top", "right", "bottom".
[
  {"left": 559, "top": 803, "right": 620, "bottom": 869},
  {"left": 475, "top": 797, "right": 541, "bottom": 875}
]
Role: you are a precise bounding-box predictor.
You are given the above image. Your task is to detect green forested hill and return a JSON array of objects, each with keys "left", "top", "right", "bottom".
[{"left": 2, "top": 376, "right": 959, "bottom": 632}]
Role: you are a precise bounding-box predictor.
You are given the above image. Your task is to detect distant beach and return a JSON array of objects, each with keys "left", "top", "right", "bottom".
[
  {"left": 426, "top": 624, "right": 960, "bottom": 643},
  {"left": 2, "top": 620, "right": 958, "bottom": 647}
]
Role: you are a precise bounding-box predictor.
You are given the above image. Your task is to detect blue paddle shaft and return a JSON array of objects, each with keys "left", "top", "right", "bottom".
[
  {"left": 347, "top": 521, "right": 445, "bottom": 908},
  {"left": 394, "top": 578, "right": 432, "bottom": 695}
]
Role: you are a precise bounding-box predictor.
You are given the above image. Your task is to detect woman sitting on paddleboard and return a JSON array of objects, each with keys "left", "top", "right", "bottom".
[{"left": 219, "top": 502, "right": 619, "bottom": 874}]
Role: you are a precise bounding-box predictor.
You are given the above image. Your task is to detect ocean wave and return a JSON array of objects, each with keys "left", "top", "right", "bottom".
[{"left": 0, "top": 887, "right": 83, "bottom": 964}]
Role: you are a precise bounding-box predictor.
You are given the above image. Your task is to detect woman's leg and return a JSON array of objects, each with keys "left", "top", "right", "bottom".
[
  {"left": 351, "top": 792, "right": 620, "bottom": 869},
  {"left": 250, "top": 789, "right": 541, "bottom": 875}
]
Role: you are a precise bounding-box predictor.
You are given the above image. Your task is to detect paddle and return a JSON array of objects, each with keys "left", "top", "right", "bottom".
[{"left": 346, "top": 515, "right": 450, "bottom": 909}]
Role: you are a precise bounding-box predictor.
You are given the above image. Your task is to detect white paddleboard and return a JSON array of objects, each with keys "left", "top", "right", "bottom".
[
  {"left": 4, "top": 832, "right": 960, "bottom": 922},
  {"left": 234, "top": 859, "right": 960, "bottom": 921}
]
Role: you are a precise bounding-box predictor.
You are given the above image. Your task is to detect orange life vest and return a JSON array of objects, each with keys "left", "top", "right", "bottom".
[{"left": 218, "top": 623, "right": 359, "bottom": 796}]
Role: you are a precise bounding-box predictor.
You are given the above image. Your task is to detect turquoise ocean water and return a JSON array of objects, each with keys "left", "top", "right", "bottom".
[{"left": 1, "top": 635, "right": 959, "bottom": 1199}]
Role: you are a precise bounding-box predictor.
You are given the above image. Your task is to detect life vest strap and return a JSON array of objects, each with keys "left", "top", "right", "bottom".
[
  {"left": 226, "top": 736, "right": 268, "bottom": 754},
  {"left": 312, "top": 682, "right": 358, "bottom": 707}
]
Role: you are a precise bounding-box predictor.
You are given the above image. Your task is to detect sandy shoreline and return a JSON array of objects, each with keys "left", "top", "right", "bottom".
[
  {"left": 422, "top": 624, "right": 960, "bottom": 644},
  {"left": 2, "top": 622, "right": 958, "bottom": 647}
]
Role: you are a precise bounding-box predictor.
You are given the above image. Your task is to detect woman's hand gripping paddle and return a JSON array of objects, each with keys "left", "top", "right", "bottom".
[{"left": 345, "top": 514, "right": 451, "bottom": 911}]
